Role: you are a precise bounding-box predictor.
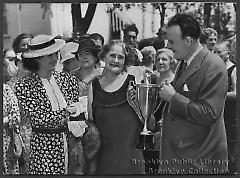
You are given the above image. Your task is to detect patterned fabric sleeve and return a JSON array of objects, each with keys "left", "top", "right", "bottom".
[
  {"left": 14, "top": 80, "right": 34, "bottom": 121},
  {"left": 4, "top": 84, "right": 21, "bottom": 133},
  {"left": 15, "top": 73, "right": 82, "bottom": 128},
  {"left": 68, "top": 74, "right": 81, "bottom": 104},
  {"left": 14, "top": 79, "right": 67, "bottom": 128}
]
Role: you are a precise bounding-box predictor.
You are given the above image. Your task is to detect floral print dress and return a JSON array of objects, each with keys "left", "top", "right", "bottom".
[
  {"left": 15, "top": 71, "right": 80, "bottom": 175},
  {"left": 3, "top": 84, "right": 21, "bottom": 175},
  {"left": 7, "top": 72, "right": 32, "bottom": 174}
]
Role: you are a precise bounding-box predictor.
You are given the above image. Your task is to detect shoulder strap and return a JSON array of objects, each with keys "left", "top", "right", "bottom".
[
  {"left": 92, "top": 77, "right": 99, "bottom": 96},
  {"left": 228, "top": 65, "right": 236, "bottom": 76}
]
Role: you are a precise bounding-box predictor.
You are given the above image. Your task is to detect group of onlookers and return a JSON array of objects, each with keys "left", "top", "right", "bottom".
[{"left": 3, "top": 12, "right": 237, "bottom": 175}]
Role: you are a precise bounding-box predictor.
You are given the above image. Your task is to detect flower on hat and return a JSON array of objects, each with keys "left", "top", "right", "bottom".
[
  {"left": 22, "top": 34, "right": 65, "bottom": 58},
  {"left": 60, "top": 42, "right": 79, "bottom": 63}
]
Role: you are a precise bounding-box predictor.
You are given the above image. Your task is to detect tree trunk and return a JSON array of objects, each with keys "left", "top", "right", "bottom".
[
  {"left": 204, "top": 3, "right": 211, "bottom": 27},
  {"left": 160, "top": 3, "right": 166, "bottom": 27},
  {"left": 71, "top": 3, "right": 82, "bottom": 36},
  {"left": 71, "top": 3, "right": 97, "bottom": 37}
]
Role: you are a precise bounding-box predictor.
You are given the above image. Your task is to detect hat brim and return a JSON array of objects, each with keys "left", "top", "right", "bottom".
[
  {"left": 22, "top": 39, "right": 66, "bottom": 58},
  {"left": 60, "top": 55, "right": 76, "bottom": 63}
]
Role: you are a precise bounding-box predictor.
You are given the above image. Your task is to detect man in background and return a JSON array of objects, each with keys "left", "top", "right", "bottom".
[
  {"left": 199, "top": 27, "right": 218, "bottom": 53},
  {"left": 123, "top": 24, "right": 143, "bottom": 66}
]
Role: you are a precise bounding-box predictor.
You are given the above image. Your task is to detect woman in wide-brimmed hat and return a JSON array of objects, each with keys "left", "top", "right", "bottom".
[{"left": 14, "top": 34, "right": 99, "bottom": 175}]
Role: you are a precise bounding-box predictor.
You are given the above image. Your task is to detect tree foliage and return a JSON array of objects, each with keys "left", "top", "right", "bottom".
[
  {"left": 179, "top": 3, "right": 233, "bottom": 38},
  {"left": 152, "top": 3, "right": 167, "bottom": 27},
  {"left": 71, "top": 2, "right": 235, "bottom": 39}
]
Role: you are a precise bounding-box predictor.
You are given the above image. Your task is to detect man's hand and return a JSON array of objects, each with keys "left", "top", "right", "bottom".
[{"left": 159, "top": 80, "right": 176, "bottom": 102}]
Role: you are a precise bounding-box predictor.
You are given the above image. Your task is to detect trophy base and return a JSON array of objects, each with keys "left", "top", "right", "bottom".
[{"left": 137, "top": 133, "right": 154, "bottom": 150}]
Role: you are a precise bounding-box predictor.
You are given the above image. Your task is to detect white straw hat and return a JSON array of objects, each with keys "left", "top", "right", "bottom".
[
  {"left": 60, "top": 42, "right": 79, "bottom": 63},
  {"left": 22, "top": 34, "right": 65, "bottom": 58}
]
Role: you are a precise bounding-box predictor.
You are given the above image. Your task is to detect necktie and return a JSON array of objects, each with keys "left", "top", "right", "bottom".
[{"left": 172, "top": 60, "right": 187, "bottom": 86}]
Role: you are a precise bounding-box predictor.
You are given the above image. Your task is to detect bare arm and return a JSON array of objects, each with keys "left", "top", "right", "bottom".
[{"left": 227, "top": 67, "right": 236, "bottom": 98}]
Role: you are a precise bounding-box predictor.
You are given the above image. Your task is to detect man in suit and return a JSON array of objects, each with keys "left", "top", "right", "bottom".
[{"left": 157, "top": 13, "right": 228, "bottom": 174}]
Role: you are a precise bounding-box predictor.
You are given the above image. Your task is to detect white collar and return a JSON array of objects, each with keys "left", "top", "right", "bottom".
[
  {"left": 186, "top": 45, "right": 203, "bottom": 66},
  {"left": 41, "top": 75, "right": 67, "bottom": 111}
]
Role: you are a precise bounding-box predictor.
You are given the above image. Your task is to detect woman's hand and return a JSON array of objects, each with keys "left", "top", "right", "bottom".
[
  {"left": 67, "top": 102, "right": 85, "bottom": 117},
  {"left": 68, "top": 121, "right": 88, "bottom": 137},
  {"left": 128, "top": 85, "right": 137, "bottom": 101},
  {"left": 66, "top": 105, "right": 77, "bottom": 115}
]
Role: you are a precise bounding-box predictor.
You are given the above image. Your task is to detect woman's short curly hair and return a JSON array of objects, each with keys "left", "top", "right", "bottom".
[
  {"left": 98, "top": 40, "right": 132, "bottom": 71},
  {"left": 155, "top": 48, "right": 178, "bottom": 72}
]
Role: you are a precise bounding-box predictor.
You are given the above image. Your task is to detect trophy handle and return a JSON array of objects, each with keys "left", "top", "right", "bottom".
[
  {"left": 127, "top": 80, "right": 145, "bottom": 124},
  {"left": 152, "top": 90, "right": 162, "bottom": 115}
]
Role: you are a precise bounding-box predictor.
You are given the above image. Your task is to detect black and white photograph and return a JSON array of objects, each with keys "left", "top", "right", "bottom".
[{"left": 2, "top": 1, "right": 238, "bottom": 176}]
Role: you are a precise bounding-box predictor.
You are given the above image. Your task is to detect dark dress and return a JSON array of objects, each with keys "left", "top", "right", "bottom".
[{"left": 92, "top": 74, "right": 144, "bottom": 174}]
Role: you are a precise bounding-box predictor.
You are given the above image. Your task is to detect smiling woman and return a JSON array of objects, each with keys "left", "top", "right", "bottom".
[{"left": 87, "top": 40, "right": 145, "bottom": 174}]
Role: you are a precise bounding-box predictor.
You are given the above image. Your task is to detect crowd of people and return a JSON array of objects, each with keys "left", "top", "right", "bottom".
[{"left": 3, "top": 13, "right": 237, "bottom": 175}]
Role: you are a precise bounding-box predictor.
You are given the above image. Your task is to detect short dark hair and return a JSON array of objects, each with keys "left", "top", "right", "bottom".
[
  {"left": 167, "top": 13, "right": 201, "bottom": 40},
  {"left": 22, "top": 57, "right": 40, "bottom": 72},
  {"left": 123, "top": 24, "right": 139, "bottom": 36},
  {"left": 89, "top": 33, "right": 104, "bottom": 46},
  {"left": 12, "top": 33, "right": 33, "bottom": 53}
]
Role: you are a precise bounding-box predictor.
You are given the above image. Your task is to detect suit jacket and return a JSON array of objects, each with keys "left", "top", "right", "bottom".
[{"left": 160, "top": 47, "right": 228, "bottom": 174}]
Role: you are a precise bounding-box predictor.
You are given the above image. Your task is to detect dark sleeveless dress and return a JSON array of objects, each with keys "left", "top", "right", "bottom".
[{"left": 92, "top": 74, "right": 144, "bottom": 174}]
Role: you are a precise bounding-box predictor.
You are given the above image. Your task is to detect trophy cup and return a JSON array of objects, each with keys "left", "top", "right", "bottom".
[{"left": 127, "top": 81, "right": 160, "bottom": 150}]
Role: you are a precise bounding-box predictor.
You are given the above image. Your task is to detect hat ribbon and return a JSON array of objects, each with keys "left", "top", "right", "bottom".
[{"left": 29, "top": 39, "right": 55, "bottom": 50}]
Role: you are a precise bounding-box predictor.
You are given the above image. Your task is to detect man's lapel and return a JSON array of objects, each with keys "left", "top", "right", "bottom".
[{"left": 175, "top": 47, "right": 209, "bottom": 90}]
